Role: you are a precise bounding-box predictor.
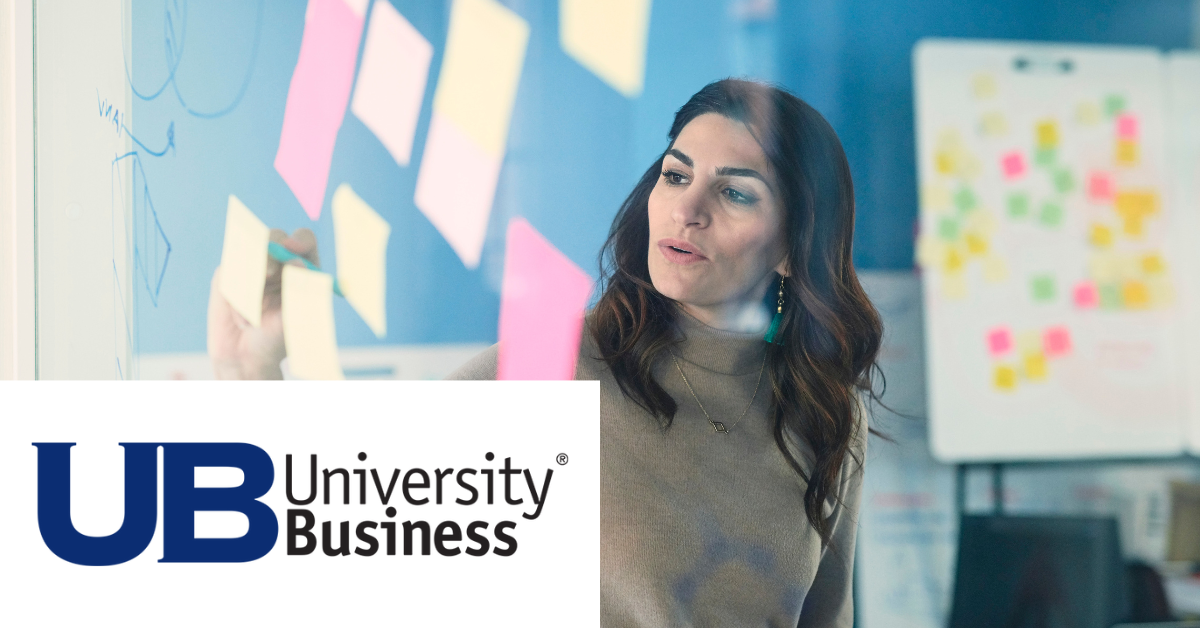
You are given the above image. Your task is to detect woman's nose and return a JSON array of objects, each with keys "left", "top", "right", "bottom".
[{"left": 670, "top": 185, "right": 710, "bottom": 228}]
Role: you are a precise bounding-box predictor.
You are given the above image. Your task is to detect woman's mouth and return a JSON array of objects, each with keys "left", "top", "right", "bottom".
[{"left": 658, "top": 239, "right": 707, "bottom": 265}]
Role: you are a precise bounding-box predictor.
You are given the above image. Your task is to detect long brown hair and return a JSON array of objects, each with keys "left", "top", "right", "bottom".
[{"left": 591, "top": 79, "right": 883, "bottom": 545}]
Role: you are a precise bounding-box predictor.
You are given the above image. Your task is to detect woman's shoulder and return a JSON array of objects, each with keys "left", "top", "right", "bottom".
[{"left": 445, "top": 344, "right": 499, "bottom": 380}]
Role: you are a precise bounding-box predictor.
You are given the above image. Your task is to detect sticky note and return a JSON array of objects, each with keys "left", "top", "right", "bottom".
[
  {"left": 1052, "top": 168, "right": 1074, "bottom": 194},
  {"left": 1087, "top": 172, "right": 1114, "bottom": 203},
  {"left": 1141, "top": 253, "right": 1165, "bottom": 275},
  {"left": 497, "top": 218, "right": 594, "bottom": 380},
  {"left": 1031, "top": 275, "right": 1055, "bottom": 302},
  {"left": 1122, "top": 215, "right": 1144, "bottom": 237},
  {"left": 914, "top": 235, "right": 943, "bottom": 269},
  {"left": 921, "top": 184, "right": 952, "bottom": 213},
  {"left": 935, "top": 151, "right": 956, "bottom": 175},
  {"left": 1001, "top": 151, "right": 1026, "bottom": 180},
  {"left": 1077, "top": 102, "right": 1101, "bottom": 126},
  {"left": 987, "top": 327, "right": 1013, "bottom": 357},
  {"left": 942, "top": 271, "right": 967, "bottom": 300},
  {"left": 1035, "top": 120, "right": 1058, "bottom": 148},
  {"left": 937, "top": 217, "right": 959, "bottom": 241},
  {"left": 1115, "top": 191, "right": 1159, "bottom": 217},
  {"left": 1023, "top": 353, "right": 1048, "bottom": 381},
  {"left": 944, "top": 247, "right": 964, "bottom": 273},
  {"left": 1016, "top": 330, "right": 1041, "bottom": 355},
  {"left": 332, "top": 184, "right": 391, "bottom": 337},
  {"left": 1038, "top": 201, "right": 1063, "bottom": 228},
  {"left": 1073, "top": 281, "right": 1098, "bottom": 308},
  {"left": 350, "top": 1, "right": 434, "bottom": 168},
  {"left": 964, "top": 209, "right": 997, "bottom": 237},
  {"left": 1099, "top": 283, "right": 1122, "bottom": 309},
  {"left": 1043, "top": 326, "right": 1072, "bottom": 357},
  {"left": 1115, "top": 113, "right": 1138, "bottom": 139},
  {"left": 414, "top": 0, "right": 529, "bottom": 268},
  {"left": 281, "top": 266, "right": 345, "bottom": 380},
  {"left": 1115, "top": 139, "right": 1138, "bottom": 166},
  {"left": 1034, "top": 147, "right": 1056, "bottom": 168},
  {"left": 980, "top": 112, "right": 1007, "bottom": 136},
  {"left": 1104, "top": 94, "right": 1126, "bottom": 117},
  {"left": 994, "top": 365, "right": 1017, "bottom": 391},
  {"left": 965, "top": 232, "right": 988, "bottom": 256},
  {"left": 218, "top": 195, "right": 271, "bottom": 327},
  {"left": 1089, "top": 254, "right": 1119, "bottom": 283},
  {"left": 983, "top": 254, "right": 1008, "bottom": 283},
  {"left": 972, "top": 73, "right": 997, "bottom": 99},
  {"left": 1089, "top": 224, "right": 1113, "bottom": 248},
  {"left": 274, "top": 0, "right": 365, "bottom": 220},
  {"left": 1150, "top": 278, "right": 1174, "bottom": 307},
  {"left": 1007, "top": 192, "right": 1030, "bottom": 219},
  {"left": 1123, "top": 280, "right": 1150, "bottom": 309},
  {"left": 954, "top": 187, "right": 977, "bottom": 213},
  {"left": 560, "top": 0, "right": 651, "bottom": 98}
]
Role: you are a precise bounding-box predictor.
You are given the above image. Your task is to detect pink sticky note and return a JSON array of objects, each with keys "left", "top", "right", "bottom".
[
  {"left": 1073, "top": 281, "right": 1099, "bottom": 308},
  {"left": 986, "top": 326, "right": 1013, "bottom": 357},
  {"left": 274, "top": 0, "right": 364, "bottom": 220},
  {"left": 350, "top": 1, "right": 433, "bottom": 168},
  {"left": 1043, "top": 326, "right": 1072, "bottom": 357},
  {"left": 497, "top": 218, "right": 594, "bottom": 380},
  {"left": 1087, "top": 172, "right": 1114, "bottom": 203},
  {"left": 1001, "top": 151, "right": 1026, "bottom": 180},
  {"left": 1115, "top": 113, "right": 1138, "bottom": 140},
  {"left": 413, "top": 113, "right": 502, "bottom": 268}
]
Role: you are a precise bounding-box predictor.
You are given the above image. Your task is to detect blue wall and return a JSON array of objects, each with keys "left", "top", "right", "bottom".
[{"left": 129, "top": 0, "right": 1192, "bottom": 354}]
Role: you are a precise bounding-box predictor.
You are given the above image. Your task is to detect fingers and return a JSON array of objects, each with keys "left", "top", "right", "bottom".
[{"left": 286, "top": 227, "right": 320, "bottom": 267}]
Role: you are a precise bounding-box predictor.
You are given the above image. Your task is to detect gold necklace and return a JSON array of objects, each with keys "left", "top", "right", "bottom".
[{"left": 670, "top": 352, "right": 767, "bottom": 435}]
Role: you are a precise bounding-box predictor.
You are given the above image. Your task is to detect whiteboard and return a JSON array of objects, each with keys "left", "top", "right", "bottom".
[{"left": 914, "top": 39, "right": 1189, "bottom": 461}]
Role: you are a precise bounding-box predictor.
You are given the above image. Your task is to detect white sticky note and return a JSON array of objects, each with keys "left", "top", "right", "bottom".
[
  {"left": 282, "top": 265, "right": 345, "bottom": 380},
  {"left": 560, "top": 0, "right": 651, "bottom": 98},
  {"left": 218, "top": 195, "right": 271, "bottom": 327},
  {"left": 341, "top": 0, "right": 368, "bottom": 18},
  {"left": 430, "top": 0, "right": 530, "bottom": 158},
  {"left": 333, "top": 184, "right": 390, "bottom": 337},
  {"left": 350, "top": 2, "right": 433, "bottom": 167}
]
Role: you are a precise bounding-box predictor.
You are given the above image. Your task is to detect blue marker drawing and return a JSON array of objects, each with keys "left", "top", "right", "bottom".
[
  {"left": 112, "top": 152, "right": 172, "bottom": 307},
  {"left": 98, "top": 90, "right": 175, "bottom": 157}
]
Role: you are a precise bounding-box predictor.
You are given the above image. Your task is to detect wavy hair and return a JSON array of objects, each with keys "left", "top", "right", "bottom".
[{"left": 590, "top": 79, "right": 883, "bottom": 545}]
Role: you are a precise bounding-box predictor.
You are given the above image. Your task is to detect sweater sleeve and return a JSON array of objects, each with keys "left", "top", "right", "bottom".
[
  {"left": 445, "top": 344, "right": 499, "bottom": 380},
  {"left": 795, "top": 404, "right": 868, "bottom": 627}
]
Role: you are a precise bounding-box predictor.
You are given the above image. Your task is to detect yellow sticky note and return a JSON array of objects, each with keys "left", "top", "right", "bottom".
[
  {"left": 1115, "top": 139, "right": 1138, "bottom": 166},
  {"left": 282, "top": 265, "right": 345, "bottom": 380},
  {"left": 942, "top": 271, "right": 967, "bottom": 300},
  {"left": 1122, "top": 280, "right": 1150, "bottom": 309},
  {"left": 431, "top": 0, "right": 530, "bottom": 158},
  {"left": 922, "top": 183, "right": 952, "bottom": 213},
  {"left": 218, "top": 195, "right": 270, "bottom": 327},
  {"left": 1089, "top": 253, "right": 1119, "bottom": 283},
  {"left": 915, "top": 235, "right": 945, "bottom": 269},
  {"left": 1122, "top": 215, "right": 1144, "bottom": 237},
  {"left": 1149, "top": 278, "right": 1174, "bottom": 307},
  {"left": 980, "top": 111, "right": 1007, "bottom": 136},
  {"left": 333, "top": 184, "right": 391, "bottom": 338},
  {"left": 1016, "top": 330, "right": 1041, "bottom": 355},
  {"left": 1035, "top": 120, "right": 1058, "bottom": 148},
  {"left": 982, "top": 254, "right": 1008, "bottom": 283},
  {"left": 1089, "top": 224, "right": 1113, "bottom": 248},
  {"left": 972, "top": 73, "right": 997, "bottom": 99},
  {"left": 1116, "top": 254, "right": 1140, "bottom": 280},
  {"left": 944, "top": 246, "right": 964, "bottom": 273},
  {"left": 964, "top": 209, "right": 997, "bottom": 237},
  {"left": 1023, "top": 352, "right": 1048, "bottom": 382},
  {"left": 965, "top": 232, "right": 988, "bottom": 256},
  {"left": 994, "top": 364, "right": 1017, "bottom": 391},
  {"left": 1114, "top": 190, "right": 1160, "bottom": 217},
  {"left": 935, "top": 151, "right": 956, "bottom": 175},
  {"left": 1141, "top": 253, "right": 1165, "bottom": 275},
  {"left": 560, "top": 0, "right": 651, "bottom": 98},
  {"left": 1076, "top": 102, "right": 1101, "bottom": 125}
]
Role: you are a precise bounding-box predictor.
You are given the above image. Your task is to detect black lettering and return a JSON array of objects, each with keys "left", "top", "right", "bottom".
[
  {"left": 353, "top": 468, "right": 367, "bottom": 504},
  {"left": 435, "top": 521, "right": 462, "bottom": 556},
  {"left": 435, "top": 468, "right": 454, "bottom": 504},
  {"left": 286, "top": 455, "right": 317, "bottom": 505},
  {"left": 355, "top": 521, "right": 379, "bottom": 556},
  {"left": 466, "top": 521, "right": 490, "bottom": 556},
  {"left": 523, "top": 469, "right": 553, "bottom": 520},
  {"left": 371, "top": 468, "right": 400, "bottom": 505},
  {"left": 287, "top": 509, "right": 316, "bottom": 555},
  {"left": 482, "top": 468, "right": 494, "bottom": 504},
  {"left": 456, "top": 469, "right": 478, "bottom": 505},
  {"left": 381, "top": 521, "right": 397, "bottom": 555},
  {"left": 501, "top": 457, "right": 522, "bottom": 505},
  {"left": 493, "top": 521, "right": 518, "bottom": 556},
  {"left": 322, "top": 521, "right": 351, "bottom": 556},
  {"left": 403, "top": 469, "right": 430, "bottom": 505},
  {"left": 323, "top": 467, "right": 350, "bottom": 505},
  {"left": 403, "top": 520, "right": 431, "bottom": 555}
]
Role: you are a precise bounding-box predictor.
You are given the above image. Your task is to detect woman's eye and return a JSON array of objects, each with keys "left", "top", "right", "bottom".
[
  {"left": 662, "top": 170, "right": 687, "bottom": 186},
  {"left": 724, "top": 188, "right": 756, "bottom": 205}
]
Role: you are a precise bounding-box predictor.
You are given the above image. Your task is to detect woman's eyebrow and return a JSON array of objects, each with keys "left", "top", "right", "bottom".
[
  {"left": 665, "top": 148, "right": 693, "bottom": 167},
  {"left": 716, "top": 166, "right": 772, "bottom": 189}
]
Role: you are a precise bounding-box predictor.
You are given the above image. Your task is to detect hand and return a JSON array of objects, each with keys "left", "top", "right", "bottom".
[{"left": 207, "top": 228, "right": 319, "bottom": 379}]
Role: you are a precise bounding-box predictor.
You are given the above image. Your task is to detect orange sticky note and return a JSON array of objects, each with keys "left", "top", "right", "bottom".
[
  {"left": 1123, "top": 280, "right": 1150, "bottom": 309},
  {"left": 497, "top": 218, "right": 594, "bottom": 380},
  {"left": 1114, "top": 191, "right": 1160, "bottom": 217}
]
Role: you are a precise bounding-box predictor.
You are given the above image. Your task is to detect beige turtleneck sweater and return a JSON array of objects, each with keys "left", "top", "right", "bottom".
[{"left": 448, "top": 313, "right": 864, "bottom": 627}]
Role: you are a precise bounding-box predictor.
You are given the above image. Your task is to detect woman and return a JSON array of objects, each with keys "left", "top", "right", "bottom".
[
  {"left": 452, "top": 79, "right": 881, "bottom": 626},
  {"left": 209, "top": 79, "right": 881, "bottom": 626}
]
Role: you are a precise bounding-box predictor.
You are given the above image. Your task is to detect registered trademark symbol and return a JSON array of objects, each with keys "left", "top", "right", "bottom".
[{"left": 556, "top": 453, "right": 569, "bottom": 465}]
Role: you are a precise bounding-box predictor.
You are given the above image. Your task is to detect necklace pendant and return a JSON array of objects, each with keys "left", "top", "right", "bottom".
[{"left": 710, "top": 421, "right": 729, "bottom": 434}]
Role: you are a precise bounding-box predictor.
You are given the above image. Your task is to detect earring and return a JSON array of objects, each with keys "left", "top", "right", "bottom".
[{"left": 764, "top": 276, "right": 785, "bottom": 345}]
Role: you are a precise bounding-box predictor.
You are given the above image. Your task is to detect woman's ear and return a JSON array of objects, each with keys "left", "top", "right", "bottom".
[{"left": 774, "top": 257, "right": 790, "bottom": 279}]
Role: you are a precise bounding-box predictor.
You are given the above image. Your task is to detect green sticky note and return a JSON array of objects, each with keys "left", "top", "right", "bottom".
[
  {"left": 1104, "top": 94, "right": 1126, "bottom": 118},
  {"left": 1031, "top": 275, "right": 1056, "bottom": 302},
  {"left": 1099, "top": 283, "right": 1122, "bottom": 309},
  {"left": 1053, "top": 168, "right": 1074, "bottom": 194},
  {"left": 954, "top": 187, "right": 977, "bottom": 213},
  {"left": 1007, "top": 192, "right": 1030, "bottom": 219},
  {"left": 1039, "top": 201, "right": 1064, "bottom": 227},
  {"left": 937, "top": 217, "right": 959, "bottom": 240},
  {"left": 1035, "top": 147, "right": 1056, "bottom": 168}
]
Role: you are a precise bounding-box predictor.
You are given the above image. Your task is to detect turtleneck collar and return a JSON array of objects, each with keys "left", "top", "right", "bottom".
[{"left": 672, "top": 309, "right": 768, "bottom": 376}]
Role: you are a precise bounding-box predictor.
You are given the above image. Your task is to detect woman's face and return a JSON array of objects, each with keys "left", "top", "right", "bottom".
[{"left": 647, "top": 113, "right": 788, "bottom": 326}]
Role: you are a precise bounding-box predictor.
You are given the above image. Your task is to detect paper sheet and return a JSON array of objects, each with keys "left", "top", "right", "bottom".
[
  {"left": 350, "top": 1, "right": 432, "bottom": 167},
  {"left": 332, "top": 184, "right": 390, "bottom": 337},
  {"left": 559, "top": 0, "right": 652, "bottom": 98},
  {"left": 497, "top": 218, "right": 593, "bottom": 380},
  {"left": 282, "top": 265, "right": 345, "bottom": 380},
  {"left": 218, "top": 195, "right": 271, "bottom": 327},
  {"left": 274, "top": 0, "right": 364, "bottom": 220}
]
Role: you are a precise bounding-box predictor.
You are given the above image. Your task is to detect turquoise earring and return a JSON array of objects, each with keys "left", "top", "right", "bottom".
[{"left": 764, "top": 276, "right": 785, "bottom": 345}]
